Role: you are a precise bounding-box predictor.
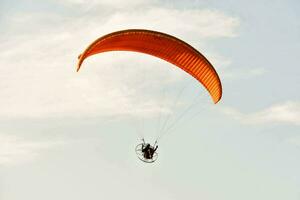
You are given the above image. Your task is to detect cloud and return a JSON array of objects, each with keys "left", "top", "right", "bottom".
[
  {"left": 220, "top": 66, "right": 267, "bottom": 80},
  {"left": 285, "top": 136, "right": 300, "bottom": 146},
  {"left": 100, "top": 8, "right": 239, "bottom": 39},
  {"left": 56, "top": 0, "right": 155, "bottom": 8},
  {"left": 221, "top": 101, "right": 300, "bottom": 126},
  {"left": 53, "top": 0, "right": 150, "bottom": 6},
  {"left": 0, "top": 5, "right": 239, "bottom": 119},
  {"left": 0, "top": 134, "right": 63, "bottom": 166}
]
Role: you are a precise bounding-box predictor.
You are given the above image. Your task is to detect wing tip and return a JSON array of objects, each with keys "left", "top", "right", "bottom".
[
  {"left": 76, "top": 64, "right": 81, "bottom": 72},
  {"left": 76, "top": 54, "right": 83, "bottom": 72},
  {"left": 213, "top": 95, "right": 222, "bottom": 104}
]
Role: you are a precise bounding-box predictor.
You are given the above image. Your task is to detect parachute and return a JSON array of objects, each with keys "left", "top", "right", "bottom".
[
  {"left": 77, "top": 29, "right": 223, "bottom": 163},
  {"left": 77, "top": 29, "right": 222, "bottom": 103}
]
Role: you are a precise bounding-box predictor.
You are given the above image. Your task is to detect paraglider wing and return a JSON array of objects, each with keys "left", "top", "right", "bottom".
[{"left": 77, "top": 29, "right": 222, "bottom": 103}]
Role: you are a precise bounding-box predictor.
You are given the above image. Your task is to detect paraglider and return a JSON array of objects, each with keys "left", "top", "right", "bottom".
[
  {"left": 135, "top": 139, "right": 158, "bottom": 163},
  {"left": 76, "top": 29, "right": 222, "bottom": 163}
]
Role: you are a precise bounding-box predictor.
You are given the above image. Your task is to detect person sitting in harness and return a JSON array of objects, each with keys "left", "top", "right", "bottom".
[{"left": 141, "top": 143, "right": 158, "bottom": 159}]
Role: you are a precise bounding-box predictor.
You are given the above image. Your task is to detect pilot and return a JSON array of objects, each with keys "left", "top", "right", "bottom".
[{"left": 142, "top": 143, "right": 158, "bottom": 159}]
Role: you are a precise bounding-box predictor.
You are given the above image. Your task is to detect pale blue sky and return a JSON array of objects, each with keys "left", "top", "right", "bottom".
[{"left": 0, "top": 0, "right": 299, "bottom": 200}]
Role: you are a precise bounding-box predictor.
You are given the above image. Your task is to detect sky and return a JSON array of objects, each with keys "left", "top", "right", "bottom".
[{"left": 0, "top": 0, "right": 299, "bottom": 199}]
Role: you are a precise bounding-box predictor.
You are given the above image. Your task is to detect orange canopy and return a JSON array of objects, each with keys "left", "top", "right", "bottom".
[{"left": 77, "top": 29, "right": 222, "bottom": 103}]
